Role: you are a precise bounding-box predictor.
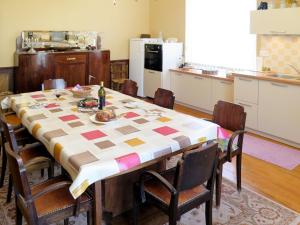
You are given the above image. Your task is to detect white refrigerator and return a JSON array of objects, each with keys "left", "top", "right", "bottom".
[{"left": 129, "top": 38, "right": 162, "bottom": 97}]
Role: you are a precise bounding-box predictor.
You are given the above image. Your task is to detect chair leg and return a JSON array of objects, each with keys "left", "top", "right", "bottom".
[
  {"left": 48, "top": 161, "right": 54, "bottom": 178},
  {"left": 215, "top": 163, "right": 223, "bottom": 207},
  {"left": 132, "top": 185, "right": 140, "bottom": 225},
  {"left": 205, "top": 200, "right": 213, "bottom": 225},
  {"left": 0, "top": 148, "right": 7, "bottom": 188},
  {"left": 7, "top": 174, "right": 13, "bottom": 203},
  {"left": 41, "top": 169, "right": 44, "bottom": 177},
  {"left": 87, "top": 210, "right": 93, "bottom": 225},
  {"left": 64, "top": 218, "right": 69, "bottom": 225},
  {"left": 16, "top": 204, "right": 23, "bottom": 225},
  {"left": 236, "top": 153, "right": 242, "bottom": 192},
  {"left": 169, "top": 215, "right": 177, "bottom": 225}
]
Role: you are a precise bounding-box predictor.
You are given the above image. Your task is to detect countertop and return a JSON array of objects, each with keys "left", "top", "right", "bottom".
[
  {"left": 170, "top": 68, "right": 234, "bottom": 81},
  {"left": 171, "top": 68, "right": 300, "bottom": 86},
  {"left": 232, "top": 71, "right": 300, "bottom": 86}
]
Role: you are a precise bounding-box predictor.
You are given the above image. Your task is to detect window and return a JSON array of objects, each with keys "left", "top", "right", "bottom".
[{"left": 185, "top": 0, "right": 257, "bottom": 70}]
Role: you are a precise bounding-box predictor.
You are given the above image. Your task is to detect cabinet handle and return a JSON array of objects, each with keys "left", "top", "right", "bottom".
[
  {"left": 147, "top": 50, "right": 159, "bottom": 53},
  {"left": 89, "top": 75, "right": 96, "bottom": 84},
  {"left": 270, "top": 30, "right": 286, "bottom": 34},
  {"left": 66, "top": 57, "right": 76, "bottom": 61},
  {"left": 271, "top": 82, "right": 288, "bottom": 88},
  {"left": 238, "top": 102, "right": 252, "bottom": 108},
  {"left": 220, "top": 81, "right": 231, "bottom": 85},
  {"left": 175, "top": 73, "right": 182, "bottom": 76},
  {"left": 148, "top": 71, "right": 155, "bottom": 74},
  {"left": 239, "top": 77, "right": 252, "bottom": 82},
  {"left": 194, "top": 76, "right": 203, "bottom": 79}
]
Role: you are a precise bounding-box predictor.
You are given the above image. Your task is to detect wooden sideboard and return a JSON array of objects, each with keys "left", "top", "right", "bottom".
[{"left": 14, "top": 50, "right": 110, "bottom": 93}]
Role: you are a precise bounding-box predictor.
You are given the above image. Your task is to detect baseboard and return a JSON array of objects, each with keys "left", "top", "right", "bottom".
[
  {"left": 245, "top": 128, "right": 300, "bottom": 149},
  {"left": 0, "top": 66, "right": 16, "bottom": 75}
]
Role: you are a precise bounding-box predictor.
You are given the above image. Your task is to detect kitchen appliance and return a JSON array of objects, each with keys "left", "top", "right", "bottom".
[
  {"left": 129, "top": 38, "right": 162, "bottom": 97},
  {"left": 144, "top": 44, "right": 163, "bottom": 72},
  {"left": 144, "top": 42, "right": 183, "bottom": 98}
]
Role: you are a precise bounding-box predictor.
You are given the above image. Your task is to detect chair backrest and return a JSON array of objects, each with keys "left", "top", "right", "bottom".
[
  {"left": 121, "top": 80, "right": 138, "bottom": 97},
  {"left": 153, "top": 88, "right": 175, "bottom": 109},
  {"left": 42, "top": 79, "right": 66, "bottom": 90},
  {"left": 111, "top": 61, "right": 128, "bottom": 80},
  {"left": 0, "top": 114, "right": 20, "bottom": 153},
  {"left": 174, "top": 142, "right": 219, "bottom": 192},
  {"left": 212, "top": 101, "right": 246, "bottom": 132},
  {"left": 5, "top": 145, "right": 39, "bottom": 223}
]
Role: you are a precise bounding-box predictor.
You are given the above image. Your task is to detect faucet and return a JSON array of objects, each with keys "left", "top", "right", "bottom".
[{"left": 287, "top": 64, "right": 300, "bottom": 76}]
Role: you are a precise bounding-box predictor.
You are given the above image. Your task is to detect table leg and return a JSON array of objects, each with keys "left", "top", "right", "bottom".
[{"left": 93, "top": 181, "right": 102, "bottom": 225}]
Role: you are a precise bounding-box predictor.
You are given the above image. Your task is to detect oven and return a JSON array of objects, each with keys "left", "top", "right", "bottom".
[{"left": 144, "top": 44, "right": 163, "bottom": 72}]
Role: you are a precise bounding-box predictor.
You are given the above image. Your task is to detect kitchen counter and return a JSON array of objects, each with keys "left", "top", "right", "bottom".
[
  {"left": 170, "top": 68, "right": 234, "bottom": 81},
  {"left": 232, "top": 71, "right": 300, "bottom": 86}
]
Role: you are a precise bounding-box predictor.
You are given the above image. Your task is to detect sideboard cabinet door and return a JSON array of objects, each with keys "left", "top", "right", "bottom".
[{"left": 54, "top": 53, "right": 87, "bottom": 87}]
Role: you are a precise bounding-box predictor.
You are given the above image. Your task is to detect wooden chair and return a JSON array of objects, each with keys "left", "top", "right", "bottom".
[
  {"left": 153, "top": 88, "right": 175, "bottom": 109},
  {"left": 42, "top": 79, "right": 66, "bottom": 90},
  {"left": 111, "top": 61, "right": 129, "bottom": 91},
  {"left": 0, "top": 114, "right": 54, "bottom": 203},
  {"left": 133, "top": 142, "right": 219, "bottom": 225},
  {"left": 211, "top": 101, "right": 246, "bottom": 207},
  {"left": 121, "top": 80, "right": 138, "bottom": 97},
  {"left": 0, "top": 110, "right": 36, "bottom": 189},
  {"left": 5, "top": 145, "right": 93, "bottom": 225}
]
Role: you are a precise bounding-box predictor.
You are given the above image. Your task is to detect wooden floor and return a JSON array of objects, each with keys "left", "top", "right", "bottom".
[{"left": 174, "top": 103, "right": 300, "bottom": 213}]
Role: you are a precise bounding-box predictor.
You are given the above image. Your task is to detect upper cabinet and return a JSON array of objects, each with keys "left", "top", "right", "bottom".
[{"left": 250, "top": 8, "right": 300, "bottom": 35}]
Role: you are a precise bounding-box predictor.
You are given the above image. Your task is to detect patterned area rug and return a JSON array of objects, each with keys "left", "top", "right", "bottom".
[{"left": 0, "top": 160, "right": 299, "bottom": 225}]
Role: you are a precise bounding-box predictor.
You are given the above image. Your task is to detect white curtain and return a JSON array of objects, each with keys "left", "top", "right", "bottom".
[{"left": 185, "top": 0, "right": 257, "bottom": 70}]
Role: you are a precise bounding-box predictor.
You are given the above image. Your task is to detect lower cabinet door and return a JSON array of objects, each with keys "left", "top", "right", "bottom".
[
  {"left": 212, "top": 79, "right": 234, "bottom": 109},
  {"left": 144, "top": 69, "right": 162, "bottom": 98},
  {"left": 186, "top": 76, "right": 212, "bottom": 110},
  {"left": 54, "top": 54, "right": 87, "bottom": 87},
  {"left": 258, "top": 80, "right": 300, "bottom": 143},
  {"left": 235, "top": 99, "right": 258, "bottom": 130}
]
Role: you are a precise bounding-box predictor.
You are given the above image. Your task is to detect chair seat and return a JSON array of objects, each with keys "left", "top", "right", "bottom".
[
  {"left": 32, "top": 176, "right": 92, "bottom": 218},
  {"left": 5, "top": 114, "right": 21, "bottom": 125},
  {"left": 112, "top": 78, "right": 127, "bottom": 84},
  {"left": 216, "top": 138, "right": 238, "bottom": 153},
  {"left": 144, "top": 170, "right": 210, "bottom": 207},
  {"left": 18, "top": 144, "right": 52, "bottom": 165}
]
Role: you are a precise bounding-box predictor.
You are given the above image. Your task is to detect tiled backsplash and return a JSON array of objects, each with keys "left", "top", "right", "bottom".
[{"left": 260, "top": 36, "right": 300, "bottom": 74}]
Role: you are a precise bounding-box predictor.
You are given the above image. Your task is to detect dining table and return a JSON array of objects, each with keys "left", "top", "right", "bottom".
[{"left": 7, "top": 85, "right": 218, "bottom": 225}]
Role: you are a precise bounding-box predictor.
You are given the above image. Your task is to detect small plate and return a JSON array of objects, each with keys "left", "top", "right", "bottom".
[
  {"left": 123, "top": 102, "right": 140, "bottom": 109},
  {"left": 89, "top": 115, "right": 115, "bottom": 124}
]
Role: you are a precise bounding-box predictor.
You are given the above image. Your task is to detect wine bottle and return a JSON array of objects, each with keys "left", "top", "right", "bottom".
[{"left": 98, "top": 81, "right": 106, "bottom": 110}]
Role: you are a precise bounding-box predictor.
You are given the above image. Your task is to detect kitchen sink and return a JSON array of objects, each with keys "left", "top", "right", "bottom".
[{"left": 267, "top": 74, "right": 300, "bottom": 79}]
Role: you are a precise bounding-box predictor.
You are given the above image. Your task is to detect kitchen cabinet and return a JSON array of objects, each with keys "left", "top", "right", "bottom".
[
  {"left": 250, "top": 8, "right": 300, "bottom": 35},
  {"left": 170, "top": 72, "right": 213, "bottom": 111},
  {"left": 15, "top": 50, "right": 111, "bottom": 93},
  {"left": 235, "top": 100, "right": 258, "bottom": 130},
  {"left": 170, "top": 72, "right": 189, "bottom": 103},
  {"left": 54, "top": 53, "right": 87, "bottom": 87},
  {"left": 186, "top": 75, "right": 212, "bottom": 110},
  {"left": 258, "top": 80, "right": 300, "bottom": 143},
  {"left": 211, "top": 79, "right": 234, "bottom": 109},
  {"left": 234, "top": 77, "right": 258, "bottom": 129},
  {"left": 234, "top": 76, "right": 258, "bottom": 104},
  {"left": 144, "top": 69, "right": 162, "bottom": 98}
]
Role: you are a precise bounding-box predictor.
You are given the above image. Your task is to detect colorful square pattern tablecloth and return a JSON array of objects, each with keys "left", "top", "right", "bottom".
[{"left": 8, "top": 86, "right": 218, "bottom": 198}]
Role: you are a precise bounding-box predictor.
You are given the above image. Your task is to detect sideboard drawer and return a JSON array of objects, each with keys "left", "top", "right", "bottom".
[{"left": 54, "top": 54, "right": 87, "bottom": 64}]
